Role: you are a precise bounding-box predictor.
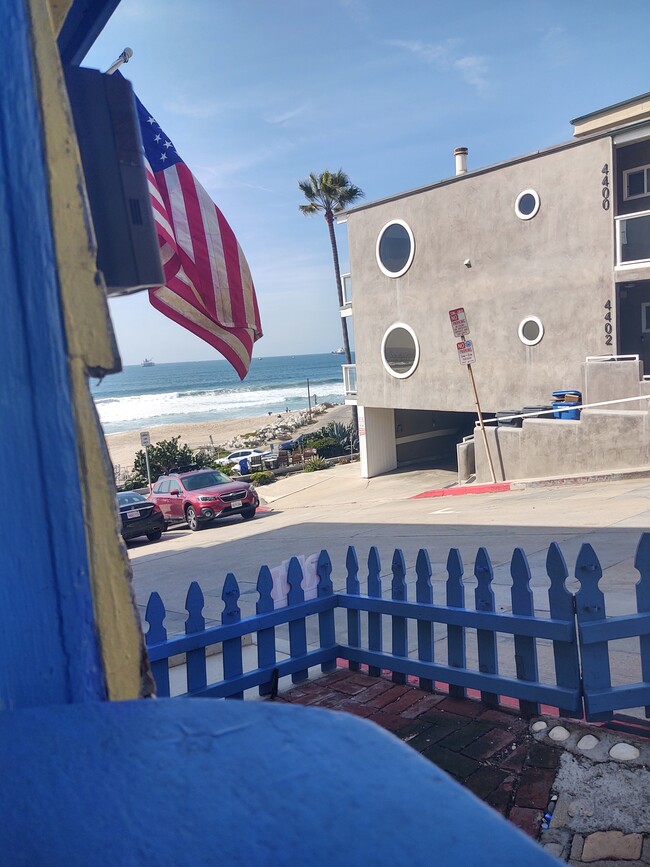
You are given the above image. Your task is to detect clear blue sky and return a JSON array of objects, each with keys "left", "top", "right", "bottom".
[{"left": 86, "top": 0, "right": 650, "bottom": 365}]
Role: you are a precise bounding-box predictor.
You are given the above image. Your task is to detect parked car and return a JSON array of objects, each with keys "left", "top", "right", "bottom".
[
  {"left": 149, "top": 469, "right": 259, "bottom": 531},
  {"left": 278, "top": 435, "right": 306, "bottom": 452},
  {"left": 117, "top": 491, "right": 165, "bottom": 543},
  {"left": 215, "top": 448, "right": 266, "bottom": 467}
]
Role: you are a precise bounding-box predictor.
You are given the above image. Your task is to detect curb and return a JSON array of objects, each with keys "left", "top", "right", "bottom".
[
  {"left": 413, "top": 482, "right": 511, "bottom": 498},
  {"left": 413, "top": 466, "right": 650, "bottom": 499}
]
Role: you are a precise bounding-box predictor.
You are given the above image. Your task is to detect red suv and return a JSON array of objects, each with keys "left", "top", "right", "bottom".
[{"left": 149, "top": 469, "right": 259, "bottom": 531}]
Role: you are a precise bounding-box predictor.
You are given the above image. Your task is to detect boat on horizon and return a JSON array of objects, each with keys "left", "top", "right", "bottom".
[
  {"left": 141, "top": 358, "right": 155, "bottom": 367},
  {"left": 331, "top": 347, "right": 345, "bottom": 355}
]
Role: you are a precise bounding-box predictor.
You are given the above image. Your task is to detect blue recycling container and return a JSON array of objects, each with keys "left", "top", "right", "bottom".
[{"left": 551, "top": 390, "right": 582, "bottom": 420}]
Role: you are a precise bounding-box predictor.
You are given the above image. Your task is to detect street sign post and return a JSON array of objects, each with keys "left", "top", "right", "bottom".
[
  {"left": 140, "top": 431, "right": 152, "bottom": 492},
  {"left": 448, "top": 309, "right": 496, "bottom": 483}
]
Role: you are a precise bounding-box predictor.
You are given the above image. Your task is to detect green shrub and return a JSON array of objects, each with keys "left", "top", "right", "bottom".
[
  {"left": 305, "top": 436, "right": 344, "bottom": 458},
  {"left": 304, "top": 456, "right": 329, "bottom": 472},
  {"left": 130, "top": 436, "right": 216, "bottom": 487},
  {"left": 250, "top": 471, "right": 275, "bottom": 486},
  {"left": 302, "top": 422, "right": 357, "bottom": 455}
]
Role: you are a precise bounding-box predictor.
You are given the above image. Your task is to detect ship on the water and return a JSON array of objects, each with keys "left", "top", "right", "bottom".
[
  {"left": 331, "top": 347, "right": 345, "bottom": 355},
  {"left": 141, "top": 358, "right": 155, "bottom": 367}
]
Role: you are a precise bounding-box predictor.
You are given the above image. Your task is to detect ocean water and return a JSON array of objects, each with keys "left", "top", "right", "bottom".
[{"left": 91, "top": 354, "right": 349, "bottom": 434}]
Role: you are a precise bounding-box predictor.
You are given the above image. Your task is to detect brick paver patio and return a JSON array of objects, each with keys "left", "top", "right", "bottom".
[{"left": 276, "top": 668, "right": 561, "bottom": 840}]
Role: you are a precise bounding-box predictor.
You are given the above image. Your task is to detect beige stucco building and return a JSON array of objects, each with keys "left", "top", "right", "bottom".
[{"left": 342, "top": 93, "right": 650, "bottom": 481}]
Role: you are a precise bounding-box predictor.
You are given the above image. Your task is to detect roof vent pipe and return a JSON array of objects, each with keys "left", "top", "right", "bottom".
[{"left": 454, "top": 147, "right": 468, "bottom": 176}]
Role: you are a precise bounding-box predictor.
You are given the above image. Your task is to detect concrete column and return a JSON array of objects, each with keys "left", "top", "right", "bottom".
[{"left": 359, "top": 406, "right": 397, "bottom": 478}]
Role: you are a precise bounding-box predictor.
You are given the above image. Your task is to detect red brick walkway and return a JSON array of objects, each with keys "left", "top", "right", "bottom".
[{"left": 277, "top": 669, "right": 561, "bottom": 840}]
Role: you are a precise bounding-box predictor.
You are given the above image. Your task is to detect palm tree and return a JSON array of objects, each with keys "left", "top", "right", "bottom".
[{"left": 298, "top": 169, "right": 364, "bottom": 369}]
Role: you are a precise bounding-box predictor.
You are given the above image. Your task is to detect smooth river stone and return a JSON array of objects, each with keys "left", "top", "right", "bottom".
[
  {"left": 609, "top": 742, "right": 640, "bottom": 761},
  {"left": 577, "top": 735, "right": 599, "bottom": 751},
  {"left": 548, "top": 725, "right": 570, "bottom": 742},
  {"left": 531, "top": 720, "right": 548, "bottom": 733}
]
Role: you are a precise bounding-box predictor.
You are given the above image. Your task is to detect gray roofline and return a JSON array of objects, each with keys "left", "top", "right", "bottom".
[
  {"left": 341, "top": 120, "right": 650, "bottom": 217},
  {"left": 571, "top": 91, "right": 650, "bottom": 126}
]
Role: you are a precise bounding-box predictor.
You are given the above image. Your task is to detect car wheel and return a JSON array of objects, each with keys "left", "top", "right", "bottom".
[
  {"left": 241, "top": 507, "right": 256, "bottom": 521},
  {"left": 186, "top": 505, "right": 201, "bottom": 531},
  {"left": 163, "top": 522, "right": 170, "bottom": 532},
  {"left": 146, "top": 529, "right": 162, "bottom": 542}
]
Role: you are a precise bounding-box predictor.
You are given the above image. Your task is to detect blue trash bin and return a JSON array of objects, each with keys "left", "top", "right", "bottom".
[{"left": 551, "top": 390, "right": 582, "bottom": 420}]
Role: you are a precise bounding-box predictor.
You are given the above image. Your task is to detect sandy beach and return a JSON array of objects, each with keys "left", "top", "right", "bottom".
[{"left": 105, "top": 403, "right": 353, "bottom": 477}]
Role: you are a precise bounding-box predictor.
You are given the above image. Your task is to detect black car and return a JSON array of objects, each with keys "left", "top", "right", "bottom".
[
  {"left": 117, "top": 491, "right": 165, "bottom": 543},
  {"left": 278, "top": 434, "right": 306, "bottom": 452}
]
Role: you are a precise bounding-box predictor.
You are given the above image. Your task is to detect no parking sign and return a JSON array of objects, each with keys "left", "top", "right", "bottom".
[{"left": 456, "top": 339, "right": 476, "bottom": 365}]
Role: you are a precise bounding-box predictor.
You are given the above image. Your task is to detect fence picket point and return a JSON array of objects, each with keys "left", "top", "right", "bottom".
[
  {"left": 446, "top": 548, "right": 466, "bottom": 699},
  {"left": 317, "top": 550, "right": 337, "bottom": 674},
  {"left": 145, "top": 592, "right": 170, "bottom": 698},
  {"left": 391, "top": 549, "right": 408, "bottom": 685},
  {"left": 346, "top": 547, "right": 361, "bottom": 672},
  {"left": 475, "top": 548, "right": 499, "bottom": 707},
  {"left": 367, "top": 547, "right": 383, "bottom": 678},
  {"left": 415, "top": 548, "right": 434, "bottom": 692},
  {"left": 510, "top": 548, "right": 539, "bottom": 717},
  {"left": 256, "top": 565, "right": 276, "bottom": 696},
  {"left": 185, "top": 581, "right": 207, "bottom": 693},
  {"left": 575, "top": 543, "right": 612, "bottom": 721},
  {"left": 287, "top": 557, "right": 308, "bottom": 683},
  {"left": 221, "top": 573, "right": 243, "bottom": 699},
  {"left": 546, "top": 543, "right": 582, "bottom": 717}
]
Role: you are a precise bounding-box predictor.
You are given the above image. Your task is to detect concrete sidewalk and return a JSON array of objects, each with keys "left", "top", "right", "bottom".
[{"left": 278, "top": 669, "right": 650, "bottom": 865}]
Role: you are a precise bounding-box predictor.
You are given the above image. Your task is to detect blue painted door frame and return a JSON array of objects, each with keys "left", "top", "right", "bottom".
[{"left": 0, "top": 0, "right": 105, "bottom": 707}]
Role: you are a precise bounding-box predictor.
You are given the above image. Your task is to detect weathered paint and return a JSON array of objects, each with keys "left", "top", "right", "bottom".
[
  {"left": 0, "top": 0, "right": 105, "bottom": 706},
  {"left": 0, "top": 698, "right": 559, "bottom": 866},
  {"left": 29, "top": 0, "right": 145, "bottom": 699}
]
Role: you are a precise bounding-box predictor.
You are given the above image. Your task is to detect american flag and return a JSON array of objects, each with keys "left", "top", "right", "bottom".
[{"left": 134, "top": 92, "right": 262, "bottom": 379}]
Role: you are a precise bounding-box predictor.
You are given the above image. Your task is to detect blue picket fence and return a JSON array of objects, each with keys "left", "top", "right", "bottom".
[{"left": 144, "top": 534, "right": 650, "bottom": 721}]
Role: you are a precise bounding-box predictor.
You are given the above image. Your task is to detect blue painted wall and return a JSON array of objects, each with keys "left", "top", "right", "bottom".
[{"left": 0, "top": 0, "right": 105, "bottom": 708}]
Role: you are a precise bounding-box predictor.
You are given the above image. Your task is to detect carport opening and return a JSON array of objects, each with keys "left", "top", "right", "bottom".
[{"left": 394, "top": 409, "right": 479, "bottom": 470}]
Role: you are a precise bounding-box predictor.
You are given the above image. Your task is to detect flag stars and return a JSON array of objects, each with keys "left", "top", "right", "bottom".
[
  {"left": 154, "top": 133, "right": 161, "bottom": 142},
  {"left": 146, "top": 115, "right": 156, "bottom": 125},
  {"left": 160, "top": 152, "right": 167, "bottom": 162},
  {"left": 164, "top": 140, "right": 173, "bottom": 149}
]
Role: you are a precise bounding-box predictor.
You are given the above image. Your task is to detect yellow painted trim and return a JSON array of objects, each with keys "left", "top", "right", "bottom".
[
  {"left": 48, "top": 0, "right": 72, "bottom": 35},
  {"left": 27, "top": 0, "right": 145, "bottom": 700}
]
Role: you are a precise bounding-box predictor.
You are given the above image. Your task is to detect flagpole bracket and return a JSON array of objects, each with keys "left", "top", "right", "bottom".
[{"left": 105, "top": 48, "right": 133, "bottom": 76}]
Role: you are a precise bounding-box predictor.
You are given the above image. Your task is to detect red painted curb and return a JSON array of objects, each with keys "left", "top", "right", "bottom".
[{"left": 413, "top": 482, "right": 512, "bottom": 499}]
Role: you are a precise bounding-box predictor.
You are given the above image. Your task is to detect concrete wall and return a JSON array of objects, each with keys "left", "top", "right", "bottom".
[
  {"left": 583, "top": 358, "right": 647, "bottom": 409},
  {"left": 473, "top": 409, "right": 650, "bottom": 482},
  {"left": 359, "top": 406, "right": 396, "bottom": 478},
  {"left": 348, "top": 136, "right": 615, "bottom": 416}
]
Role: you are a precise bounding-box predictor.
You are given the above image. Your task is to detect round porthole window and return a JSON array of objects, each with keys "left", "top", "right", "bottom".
[
  {"left": 376, "top": 220, "right": 415, "bottom": 278},
  {"left": 381, "top": 323, "right": 420, "bottom": 378},
  {"left": 515, "top": 189, "right": 540, "bottom": 221},
  {"left": 518, "top": 315, "right": 544, "bottom": 346}
]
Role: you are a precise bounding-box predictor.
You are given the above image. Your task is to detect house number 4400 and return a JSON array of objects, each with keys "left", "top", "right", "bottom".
[{"left": 602, "top": 164, "right": 610, "bottom": 210}]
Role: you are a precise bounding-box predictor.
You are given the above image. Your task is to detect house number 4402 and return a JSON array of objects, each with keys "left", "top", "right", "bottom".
[
  {"left": 602, "top": 164, "right": 610, "bottom": 210},
  {"left": 604, "top": 299, "right": 613, "bottom": 346}
]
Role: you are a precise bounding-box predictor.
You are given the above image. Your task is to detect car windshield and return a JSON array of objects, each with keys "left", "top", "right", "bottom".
[
  {"left": 117, "top": 492, "right": 146, "bottom": 506},
  {"left": 182, "top": 471, "right": 231, "bottom": 491}
]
